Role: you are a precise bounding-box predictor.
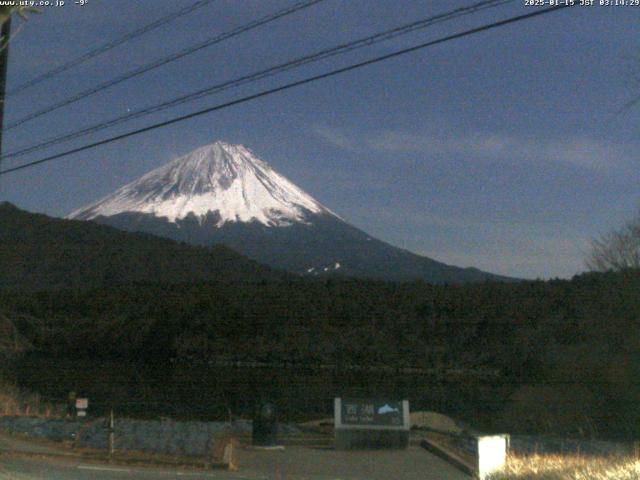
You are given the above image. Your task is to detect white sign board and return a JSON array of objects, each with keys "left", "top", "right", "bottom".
[
  {"left": 75, "top": 398, "right": 89, "bottom": 410},
  {"left": 334, "top": 398, "right": 410, "bottom": 431},
  {"left": 334, "top": 398, "right": 410, "bottom": 450},
  {"left": 477, "top": 435, "right": 507, "bottom": 480}
]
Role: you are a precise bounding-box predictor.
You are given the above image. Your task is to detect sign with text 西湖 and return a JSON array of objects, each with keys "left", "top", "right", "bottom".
[{"left": 335, "top": 398, "right": 409, "bottom": 430}]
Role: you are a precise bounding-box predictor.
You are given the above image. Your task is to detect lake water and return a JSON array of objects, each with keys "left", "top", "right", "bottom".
[{"left": 15, "top": 356, "right": 506, "bottom": 425}]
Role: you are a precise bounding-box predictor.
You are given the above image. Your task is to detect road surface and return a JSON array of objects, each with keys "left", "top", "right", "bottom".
[
  {"left": 0, "top": 430, "right": 470, "bottom": 479},
  {"left": 0, "top": 455, "right": 247, "bottom": 480}
]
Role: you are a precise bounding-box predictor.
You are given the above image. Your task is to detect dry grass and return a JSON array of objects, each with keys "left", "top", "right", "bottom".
[
  {"left": 0, "top": 312, "right": 63, "bottom": 418},
  {"left": 0, "top": 380, "right": 64, "bottom": 418},
  {"left": 0, "top": 470, "right": 38, "bottom": 480},
  {"left": 489, "top": 454, "right": 640, "bottom": 479}
]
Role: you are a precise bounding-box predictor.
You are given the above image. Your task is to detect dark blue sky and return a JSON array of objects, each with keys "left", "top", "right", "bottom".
[{"left": 1, "top": 0, "right": 638, "bottom": 279}]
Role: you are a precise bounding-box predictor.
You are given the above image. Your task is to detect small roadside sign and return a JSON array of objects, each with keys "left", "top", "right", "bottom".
[
  {"left": 336, "top": 398, "right": 409, "bottom": 430},
  {"left": 334, "top": 397, "right": 410, "bottom": 449}
]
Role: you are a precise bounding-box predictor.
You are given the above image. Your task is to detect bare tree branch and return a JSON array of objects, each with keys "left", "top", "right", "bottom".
[{"left": 586, "top": 213, "right": 640, "bottom": 271}]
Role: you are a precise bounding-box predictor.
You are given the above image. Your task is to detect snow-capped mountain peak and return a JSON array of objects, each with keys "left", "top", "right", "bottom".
[{"left": 68, "top": 141, "right": 335, "bottom": 227}]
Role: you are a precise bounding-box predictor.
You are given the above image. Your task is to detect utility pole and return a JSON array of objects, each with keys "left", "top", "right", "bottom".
[
  {"left": 0, "top": 15, "right": 11, "bottom": 162},
  {"left": 108, "top": 409, "right": 115, "bottom": 460}
]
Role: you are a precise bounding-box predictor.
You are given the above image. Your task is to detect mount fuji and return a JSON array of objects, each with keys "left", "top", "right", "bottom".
[{"left": 69, "top": 141, "right": 509, "bottom": 283}]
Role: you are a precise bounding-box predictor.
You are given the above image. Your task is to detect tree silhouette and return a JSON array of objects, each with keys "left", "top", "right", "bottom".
[{"left": 587, "top": 212, "right": 640, "bottom": 271}]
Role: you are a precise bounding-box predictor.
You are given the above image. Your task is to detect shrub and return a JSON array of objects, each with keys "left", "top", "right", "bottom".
[{"left": 489, "top": 454, "right": 640, "bottom": 480}]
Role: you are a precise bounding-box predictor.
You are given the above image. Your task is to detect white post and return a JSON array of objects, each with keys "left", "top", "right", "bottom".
[{"left": 477, "top": 435, "right": 508, "bottom": 480}]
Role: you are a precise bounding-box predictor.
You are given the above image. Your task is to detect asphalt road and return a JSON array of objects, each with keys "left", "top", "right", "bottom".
[
  {"left": 0, "top": 448, "right": 471, "bottom": 480},
  {"left": 0, "top": 456, "right": 249, "bottom": 480},
  {"left": 0, "top": 430, "right": 470, "bottom": 479}
]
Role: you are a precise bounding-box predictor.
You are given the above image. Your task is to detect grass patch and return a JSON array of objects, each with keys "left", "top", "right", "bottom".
[
  {"left": 0, "top": 380, "right": 64, "bottom": 418},
  {"left": 489, "top": 454, "right": 640, "bottom": 479},
  {"left": 0, "top": 312, "right": 63, "bottom": 418}
]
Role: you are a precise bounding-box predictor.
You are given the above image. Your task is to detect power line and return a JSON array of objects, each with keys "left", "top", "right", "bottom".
[
  {"left": 0, "top": 5, "right": 574, "bottom": 177},
  {"left": 5, "top": 0, "right": 326, "bottom": 130},
  {"left": 7, "top": 0, "right": 218, "bottom": 96},
  {"left": 1, "top": 0, "right": 514, "bottom": 163}
]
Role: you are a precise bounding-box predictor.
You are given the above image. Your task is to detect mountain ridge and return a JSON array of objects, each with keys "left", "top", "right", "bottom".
[
  {"left": 0, "top": 201, "right": 287, "bottom": 291},
  {"left": 69, "top": 141, "right": 335, "bottom": 227},
  {"left": 69, "top": 141, "right": 514, "bottom": 284}
]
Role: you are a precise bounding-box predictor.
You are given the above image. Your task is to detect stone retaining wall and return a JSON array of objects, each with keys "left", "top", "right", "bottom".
[{"left": 0, "top": 416, "right": 300, "bottom": 456}]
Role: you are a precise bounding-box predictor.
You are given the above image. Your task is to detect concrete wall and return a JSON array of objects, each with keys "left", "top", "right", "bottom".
[{"left": 0, "top": 416, "right": 300, "bottom": 456}]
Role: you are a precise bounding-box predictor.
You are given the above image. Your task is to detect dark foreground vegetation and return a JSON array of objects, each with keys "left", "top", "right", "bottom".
[
  {"left": 2, "top": 270, "right": 640, "bottom": 439},
  {"left": 1, "top": 204, "right": 639, "bottom": 439}
]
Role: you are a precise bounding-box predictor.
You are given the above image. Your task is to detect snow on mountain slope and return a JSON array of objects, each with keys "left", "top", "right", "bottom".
[
  {"left": 68, "top": 141, "right": 335, "bottom": 227},
  {"left": 68, "top": 140, "right": 513, "bottom": 283}
]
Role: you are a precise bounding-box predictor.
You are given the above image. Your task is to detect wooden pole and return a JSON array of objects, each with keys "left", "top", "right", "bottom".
[
  {"left": 108, "top": 409, "right": 115, "bottom": 460},
  {"left": 0, "top": 15, "right": 11, "bottom": 161}
]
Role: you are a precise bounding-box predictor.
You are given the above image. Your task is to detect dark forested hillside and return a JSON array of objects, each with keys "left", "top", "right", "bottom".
[
  {"left": 95, "top": 210, "right": 513, "bottom": 283},
  {"left": 2, "top": 269, "right": 640, "bottom": 437},
  {"left": 0, "top": 202, "right": 287, "bottom": 290},
  {"left": 4, "top": 271, "right": 638, "bottom": 369},
  {"left": 2, "top": 202, "right": 640, "bottom": 438}
]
